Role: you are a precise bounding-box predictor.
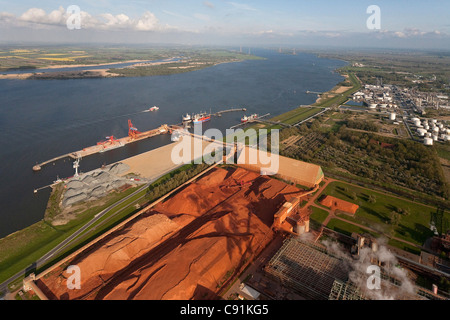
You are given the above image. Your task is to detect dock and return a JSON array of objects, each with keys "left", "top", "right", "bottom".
[
  {"left": 213, "top": 108, "right": 246, "bottom": 116},
  {"left": 306, "top": 90, "right": 322, "bottom": 95},
  {"left": 33, "top": 124, "right": 170, "bottom": 172}
]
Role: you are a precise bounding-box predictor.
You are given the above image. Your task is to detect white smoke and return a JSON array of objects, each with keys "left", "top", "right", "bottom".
[{"left": 321, "top": 238, "right": 417, "bottom": 300}]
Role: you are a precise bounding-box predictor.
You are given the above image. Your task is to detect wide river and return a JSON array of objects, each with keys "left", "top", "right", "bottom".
[{"left": 0, "top": 48, "right": 346, "bottom": 238}]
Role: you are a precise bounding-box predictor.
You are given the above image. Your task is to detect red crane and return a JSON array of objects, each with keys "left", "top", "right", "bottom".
[
  {"left": 128, "top": 120, "right": 141, "bottom": 139},
  {"left": 97, "top": 135, "right": 120, "bottom": 148}
]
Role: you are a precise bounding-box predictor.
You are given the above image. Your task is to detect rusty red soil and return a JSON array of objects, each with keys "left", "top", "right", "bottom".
[{"left": 37, "top": 166, "right": 303, "bottom": 300}]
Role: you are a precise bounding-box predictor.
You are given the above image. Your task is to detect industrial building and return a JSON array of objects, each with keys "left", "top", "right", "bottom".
[
  {"left": 263, "top": 236, "right": 448, "bottom": 300},
  {"left": 236, "top": 146, "right": 324, "bottom": 188},
  {"left": 264, "top": 237, "right": 349, "bottom": 300}
]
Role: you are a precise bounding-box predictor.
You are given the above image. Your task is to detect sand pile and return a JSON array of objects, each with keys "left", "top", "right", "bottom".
[
  {"left": 320, "top": 195, "right": 359, "bottom": 215},
  {"left": 38, "top": 167, "right": 301, "bottom": 300}
]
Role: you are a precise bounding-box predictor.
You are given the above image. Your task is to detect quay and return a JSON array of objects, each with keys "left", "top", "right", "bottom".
[{"left": 33, "top": 124, "right": 170, "bottom": 172}]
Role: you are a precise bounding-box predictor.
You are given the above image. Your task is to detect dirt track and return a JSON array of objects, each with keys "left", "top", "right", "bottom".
[{"left": 37, "top": 166, "right": 303, "bottom": 300}]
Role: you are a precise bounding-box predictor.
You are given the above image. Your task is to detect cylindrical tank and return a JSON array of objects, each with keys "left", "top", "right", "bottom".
[
  {"left": 432, "top": 284, "right": 438, "bottom": 295},
  {"left": 426, "top": 132, "right": 432, "bottom": 138},
  {"left": 424, "top": 125, "right": 430, "bottom": 130},
  {"left": 371, "top": 242, "right": 378, "bottom": 253},
  {"left": 390, "top": 113, "right": 396, "bottom": 121},
  {"left": 424, "top": 137, "right": 433, "bottom": 145},
  {"left": 295, "top": 223, "right": 305, "bottom": 235},
  {"left": 432, "top": 119, "right": 437, "bottom": 123},
  {"left": 444, "top": 135, "right": 450, "bottom": 141},
  {"left": 304, "top": 219, "right": 310, "bottom": 233},
  {"left": 433, "top": 135, "right": 438, "bottom": 141},
  {"left": 417, "top": 128, "right": 427, "bottom": 136},
  {"left": 433, "top": 127, "right": 440, "bottom": 133},
  {"left": 414, "top": 120, "right": 421, "bottom": 127}
]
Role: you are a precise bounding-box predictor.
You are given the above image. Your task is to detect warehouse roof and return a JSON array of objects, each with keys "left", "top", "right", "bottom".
[{"left": 236, "top": 146, "right": 324, "bottom": 188}]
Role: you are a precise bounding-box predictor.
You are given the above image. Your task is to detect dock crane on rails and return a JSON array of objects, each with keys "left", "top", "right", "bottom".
[{"left": 128, "top": 120, "right": 141, "bottom": 140}]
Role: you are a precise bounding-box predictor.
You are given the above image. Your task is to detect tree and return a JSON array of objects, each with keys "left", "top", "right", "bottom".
[
  {"left": 390, "top": 211, "right": 401, "bottom": 227},
  {"left": 368, "top": 195, "right": 376, "bottom": 204}
]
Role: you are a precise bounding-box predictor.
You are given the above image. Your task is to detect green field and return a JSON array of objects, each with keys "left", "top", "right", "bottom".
[
  {"left": 314, "top": 72, "right": 361, "bottom": 108},
  {"left": 320, "top": 181, "right": 449, "bottom": 247},
  {"left": 310, "top": 206, "right": 329, "bottom": 225},
  {"left": 0, "top": 185, "right": 144, "bottom": 285},
  {"left": 271, "top": 106, "right": 323, "bottom": 125},
  {"left": 326, "top": 218, "right": 379, "bottom": 238}
]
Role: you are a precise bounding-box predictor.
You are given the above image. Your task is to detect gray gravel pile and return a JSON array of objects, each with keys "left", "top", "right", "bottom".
[{"left": 62, "top": 162, "right": 144, "bottom": 207}]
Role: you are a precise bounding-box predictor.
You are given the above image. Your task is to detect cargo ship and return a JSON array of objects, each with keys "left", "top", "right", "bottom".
[
  {"left": 192, "top": 112, "right": 211, "bottom": 124},
  {"left": 97, "top": 136, "right": 125, "bottom": 153},
  {"left": 241, "top": 114, "right": 258, "bottom": 123}
]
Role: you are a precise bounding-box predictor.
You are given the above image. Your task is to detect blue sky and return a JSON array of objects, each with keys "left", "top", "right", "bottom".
[{"left": 1, "top": 0, "right": 449, "bottom": 48}]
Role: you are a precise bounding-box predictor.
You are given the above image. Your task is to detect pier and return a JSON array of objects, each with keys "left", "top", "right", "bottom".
[
  {"left": 33, "top": 153, "right": 77, "bottom": 172},
  {"left": 33, "top": 124, "right": 169, "bottom": 172},
  {"left": 306, "top": 90, "right": 323, "bottom": 95},
  {"left": 213, "top": 108, "right": 246, "bottom": 116}
]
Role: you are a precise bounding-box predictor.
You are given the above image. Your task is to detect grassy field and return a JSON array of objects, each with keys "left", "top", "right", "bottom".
[
  {"left": 313, "top": 72, "right": 361, "bottom": 108},
  {"left": 310, "top": 206, "right": 329, "bottom": 225},
  {"left": 270, "top": 106, "right": 323, "bottom": 125},
  {"left": 320, "top": 181, "right": 449, "bottom": 247},
  {"left": 0, "top": 46, "right": 263, "bottom": 73},
  {"left": 326, "top": 218, "right": 379, "bottom": 238},
  {"left": 0, "top": 186, "right": 142, "bottom": 285}
]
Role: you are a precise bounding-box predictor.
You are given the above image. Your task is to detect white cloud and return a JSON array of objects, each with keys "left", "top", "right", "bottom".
[
  {"left": 227, "top": 2, "right": 258, "bottom": 12},
  {"left": 2, "top": 7, "right": 171, "bottom": 32},
  {"left": 193, "top": 13, "right": 210, "bottom": 22},
  {"left": 203, "top": 1, "right": 215, "bottom": 9}
]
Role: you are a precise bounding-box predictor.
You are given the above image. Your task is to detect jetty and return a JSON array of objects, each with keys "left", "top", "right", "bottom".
[
  {"left": 213, "top": 108, "right": 246, "bottom": 116},
  {"left": 33, "top": 124, "right": 169, "bottom": 172},
  {"left": 306, "top": 90, "right": 323, "bottom": 95}
]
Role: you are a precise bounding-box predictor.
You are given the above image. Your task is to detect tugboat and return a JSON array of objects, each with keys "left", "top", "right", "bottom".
[{"left": 241, "top": 114, "right": 258, "bottom": 123}]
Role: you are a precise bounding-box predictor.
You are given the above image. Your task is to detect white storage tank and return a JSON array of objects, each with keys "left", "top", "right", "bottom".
[
  {"left": 432, "top": 119, "right": 437, "bottom": 123},
  {"left": 414, "top": 120, "right": 421, "bottom": 127},
  {"left": 417, "top": 128, "right": 427, "bottom": 136},
  {"left": 444, "top": 135, "right": 450, "bottom": 142},
  {"left": 433, "top": 127, "right": 440, "bottom": 133},
  {"left": 433, "top": 135, "right": 438, "bottom": 141},
  {"left": 424, "top": 137, "right": 433, "bottom": 145}
]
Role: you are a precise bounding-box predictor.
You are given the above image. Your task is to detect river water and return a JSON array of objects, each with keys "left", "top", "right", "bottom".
[{"left": 0, "top": 48, "right": 346, "bottom": 238}]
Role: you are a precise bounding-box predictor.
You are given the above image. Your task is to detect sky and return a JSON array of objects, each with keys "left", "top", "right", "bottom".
[{"left": 0, "top": 0, "right": 449, "bottom": 49}]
